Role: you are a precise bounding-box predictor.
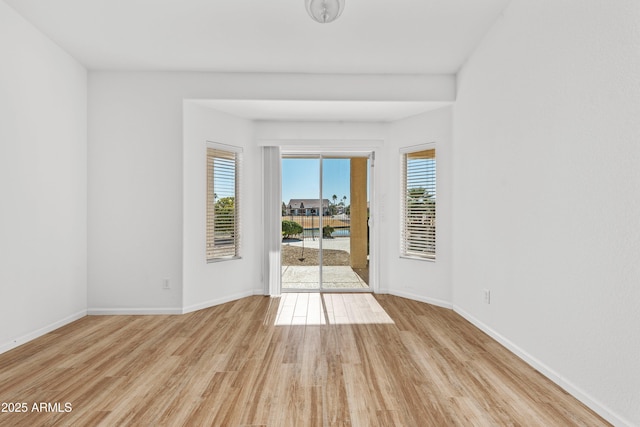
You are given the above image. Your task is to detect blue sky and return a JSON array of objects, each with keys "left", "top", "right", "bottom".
[{"left": 282, "top": 158, "right": 353, "bottom": 206}]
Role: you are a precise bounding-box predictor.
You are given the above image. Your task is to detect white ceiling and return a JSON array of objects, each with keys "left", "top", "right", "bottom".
[
  {"left": 5, "top": 0, "right": 510, "bottom": 74},
  {"left": 5, "top": 0, "right": 510, "bottom": 121}
]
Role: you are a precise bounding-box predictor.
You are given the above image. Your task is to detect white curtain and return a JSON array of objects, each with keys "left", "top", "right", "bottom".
[{"left": 262, "top": 146, "right": 282, "bottom": 296}]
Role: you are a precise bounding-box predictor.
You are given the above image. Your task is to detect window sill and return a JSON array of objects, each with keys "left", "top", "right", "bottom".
[
  {"left": 207, "top": 256, "right": 242, "bottom": 264},
  {"left": 399, "top": 255, "right": 435, "bottom": 263}
]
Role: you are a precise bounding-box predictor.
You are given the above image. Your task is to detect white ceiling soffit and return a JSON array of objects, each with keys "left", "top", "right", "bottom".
[
  {"left": 5, "top": 0, "right": 511, "bottom": 74},
  {"left": 190, "top": 100, "right": 452, "bottom": 122}
]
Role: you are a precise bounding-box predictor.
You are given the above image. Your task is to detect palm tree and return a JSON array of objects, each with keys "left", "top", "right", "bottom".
[{"left": 330, "top": 194, "right": 338, "bottom": 215}]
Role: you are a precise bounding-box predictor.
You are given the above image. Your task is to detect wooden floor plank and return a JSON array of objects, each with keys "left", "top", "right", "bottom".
[{"left": 0, "top": 294, "right": 610, "bottom": 426}]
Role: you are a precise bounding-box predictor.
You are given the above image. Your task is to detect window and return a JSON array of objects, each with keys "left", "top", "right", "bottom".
[
  {"left": 401, "top": 145, "right": 436, "bottom": 260},
  {"left": 207, "top": 143, "right": 242, "bottom": 262}
]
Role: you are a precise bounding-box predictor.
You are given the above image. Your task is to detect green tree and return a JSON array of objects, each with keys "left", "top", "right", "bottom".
[
  {"left": 322, "top": 225, "right": 335, "bottom": 238},
  {"left": 406, "top": 187, "right": 436, "bottom": 250},
  {"left": 282, "top": 220, "right": 303, "bottom": 239},
  {"left": 407, "top": 187, "right": 435, "bottom": 212},
  {"left": 214, "top": 196, "right": 235, "bottom": 237}
]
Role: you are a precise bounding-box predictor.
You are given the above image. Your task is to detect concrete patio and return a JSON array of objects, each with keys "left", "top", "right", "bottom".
[
  {"left": 281, "top": 237, "right": 368, "bottom": 289},
  {"left": 281, "top": 265, "right": 368, "bottom": 289}
]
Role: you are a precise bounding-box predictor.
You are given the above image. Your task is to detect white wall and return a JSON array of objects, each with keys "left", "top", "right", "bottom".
[
  {"left": 87, "top": 74, "right": 184, "bottom": 313},
  {"left": 183, "top": 102, "right": 260, "bottom": 311},
  {"left": 88, "top": 72, "right": 454, "bottom": 313},
  {"left": 0, "top": 2, "right": 87, "bottom": 352},
  {"left": 452, "top": 1, "right": 640, "bottom": 425},
  {"left": 255, "top": 121, "right": 386, "bottom": 143},
  {"left": 384, "top": 108, "right": 453, "bottom": 306}
]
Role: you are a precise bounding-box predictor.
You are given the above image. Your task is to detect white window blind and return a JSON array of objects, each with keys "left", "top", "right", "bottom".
[
  {"left": 401, "top": 146, "right": 436, "bottom": 260},
  {"left": 207, "top": 144, "right": 242, "bottom": 261}
]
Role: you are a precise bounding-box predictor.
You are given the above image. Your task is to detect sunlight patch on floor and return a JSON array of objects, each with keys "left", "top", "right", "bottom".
[{"left": 274, "top": 293, "right": 394, "bottom": 326}]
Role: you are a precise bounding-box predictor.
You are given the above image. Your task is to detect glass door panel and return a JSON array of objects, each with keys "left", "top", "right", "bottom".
[
  {"left": 321, "top": 157, "right": 369, "bottom": 290},
  {"left": 281, "top": 157, "right": 320, "bottom": 290}
]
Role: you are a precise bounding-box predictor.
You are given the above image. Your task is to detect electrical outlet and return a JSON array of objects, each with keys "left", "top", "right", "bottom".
[
  {"left": 484, "top": 289, "right": 491, "bottom": 304},
  {"left": 163, "top": 278, "right": 170, "bottom": 290}
]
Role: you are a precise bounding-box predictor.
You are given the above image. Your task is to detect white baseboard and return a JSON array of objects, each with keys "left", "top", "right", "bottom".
[
  {"left": 182, "top": 290, "right": 256, "bottom": 314},
  {"left": 88, "top": 290, "right": 262, "bottom": 316},
  {"left": 87, "top": 307, "right": 183, "bottom": 315},
  {"left": 0, "top": 310, "right": 87, "bottom": 355},
  {"left": 453, "top": 305, "right": 633, "bottom": 427},
  {"left": 389, "top": 290, "right": 453, "bottom": 309}
]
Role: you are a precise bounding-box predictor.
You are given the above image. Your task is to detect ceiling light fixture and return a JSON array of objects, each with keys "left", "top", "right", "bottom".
[{"left": 305, "top": 0, "right": 345, "bottom": 24}]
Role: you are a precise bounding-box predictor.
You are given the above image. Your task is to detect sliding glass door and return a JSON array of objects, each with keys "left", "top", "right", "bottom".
[{"left": 281, "top": 154, "right": 370, "bottom": 292}]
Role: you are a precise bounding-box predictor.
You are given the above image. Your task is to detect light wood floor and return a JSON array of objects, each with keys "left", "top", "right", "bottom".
[{"left": 0, "top": 294, "right": 609, "bottom": 426}]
